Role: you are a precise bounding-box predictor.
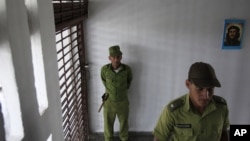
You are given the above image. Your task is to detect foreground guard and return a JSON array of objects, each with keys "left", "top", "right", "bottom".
[{"left": 153, "top": 62, "right": 230, "bottom": 141}]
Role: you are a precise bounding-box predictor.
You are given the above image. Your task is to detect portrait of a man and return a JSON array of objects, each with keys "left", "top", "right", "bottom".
[
  {"left": 224, "top": 25, "right": 241, "bottom": 46},
  {"left": 222, "top": 19, "right": 245, "bottom": 49}
]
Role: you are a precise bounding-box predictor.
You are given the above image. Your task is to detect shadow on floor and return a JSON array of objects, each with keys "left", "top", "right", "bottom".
[{"left": 89, "top": 132, "right": 154, "bottom": 141}]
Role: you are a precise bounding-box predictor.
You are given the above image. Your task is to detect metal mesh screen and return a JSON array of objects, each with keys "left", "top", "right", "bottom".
[{"left": 55, "top": 23, "right": 89, "bottom": 141}]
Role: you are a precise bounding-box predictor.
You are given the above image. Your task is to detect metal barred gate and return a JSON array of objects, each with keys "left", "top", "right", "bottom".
[{"left": 53, "top": 0, "right": 89, "bottom": 140}]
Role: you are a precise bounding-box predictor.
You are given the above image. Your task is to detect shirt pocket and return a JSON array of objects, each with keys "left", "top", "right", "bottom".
[
  {"left": 173, "top": 127, "right": 193, "bottom": 140},
  {"left": 116, "top": 72, "right": 127, "bottom": 85},
  {"left": 117, "top": 71, "right": 127, "bottom": 80},
  {"left": 175, "top": 128, "right": 193, "bottom": 136},
  {"left": 105, "top": 73, "right": 115, "bottom": 83}
]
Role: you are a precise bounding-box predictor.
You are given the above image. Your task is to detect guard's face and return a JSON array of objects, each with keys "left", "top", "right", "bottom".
[
  {"left": 186, "top": 80, "right": 214, "bottom": 110},
  {"left": 109, "top": 55, "right": 122, "bottom": 69}
]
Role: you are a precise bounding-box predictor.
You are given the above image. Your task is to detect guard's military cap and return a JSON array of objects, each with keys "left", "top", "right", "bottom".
[
  {"left": 188, "top": 62, "right": 221, "bottom": 88},
  {"left": 109, "top": 45, "right": 122, "bottom": 56}
]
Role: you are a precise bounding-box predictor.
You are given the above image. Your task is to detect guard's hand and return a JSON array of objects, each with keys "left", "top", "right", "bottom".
[
  {"left": 102, "top": 93, "right": 106, "bottom": 101},
  {"left": 101, "top": 93, "right": 108, "bottom": 101}
]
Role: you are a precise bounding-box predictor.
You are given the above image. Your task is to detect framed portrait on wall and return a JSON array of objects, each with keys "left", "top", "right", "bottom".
[{"left": 222, "top": 19, "right": 246, "bottom": 50}]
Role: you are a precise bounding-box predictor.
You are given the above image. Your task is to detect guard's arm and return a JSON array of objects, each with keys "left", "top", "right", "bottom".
[
  {"left": 220, "top": 103, "right": 230, "bottom": 141},
  {"left": 220, "top": 130, "right": 229, "bottom": 141},
  {"left": 153, "top": 106, "right": 174, "bottom": 141},
  {"left": 127, "top": 66, "right": 133, "bottom": 89},
  {"left": 101, "top": 66, "right": 107, "bottom": 88},
  {"left": 153, "top": 137, "right": 160, "bottom": 141}
]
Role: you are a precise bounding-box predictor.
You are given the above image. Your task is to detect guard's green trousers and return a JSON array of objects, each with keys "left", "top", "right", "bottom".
[{"left": 103, "top": 99, "right": 129, "bottom": 141}]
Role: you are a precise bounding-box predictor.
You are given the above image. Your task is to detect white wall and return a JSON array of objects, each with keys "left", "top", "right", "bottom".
[{"left": 85, "top": 0, "right": 250, "bottom": 133}]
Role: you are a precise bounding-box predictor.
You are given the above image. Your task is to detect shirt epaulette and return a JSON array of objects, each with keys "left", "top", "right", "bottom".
[
  {"left": 213, "top": 95, "right": 227, "bottom": 105},
  {"left": 105, "top": 64, "right": 111, "bottom": 68},
  {"left": 168, "top": 99, "right": 184, "bottom": 112}
]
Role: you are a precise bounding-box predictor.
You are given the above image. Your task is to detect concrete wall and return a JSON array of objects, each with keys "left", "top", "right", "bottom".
[{"left": 85, "top": 0, "right": 250, "bottom": 133}]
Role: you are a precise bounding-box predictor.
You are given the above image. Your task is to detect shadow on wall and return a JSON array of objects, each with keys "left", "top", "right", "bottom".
[
  {"left": 125, "top": 44, "right": 144, "bottom": 128},
  {"left": 88, "top": 0, "right": 120, "bottom": 17}
]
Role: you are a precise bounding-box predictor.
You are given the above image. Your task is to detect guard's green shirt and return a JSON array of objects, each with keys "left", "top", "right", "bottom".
[
  {"left": 101, "top": 63, "right": 133, "bottom": 101},
  {"left": 153, "top": 94, "right": 230, "bottom": 141}
]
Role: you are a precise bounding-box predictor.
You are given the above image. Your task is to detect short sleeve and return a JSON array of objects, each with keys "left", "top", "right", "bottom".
[
  {"left": 223, "top": 105, "right": 230, "bottom": 131},
  {"left": 153, "top": 106, "right": 174, "bottom": 141}
]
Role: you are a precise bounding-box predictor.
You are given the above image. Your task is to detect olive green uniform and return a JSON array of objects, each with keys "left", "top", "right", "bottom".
[
  {"left": 101, "top": 63, "right": 133, "bottom": 141},
  {"left": 153, "top": 94, "right": 230, "bottom": 141}
]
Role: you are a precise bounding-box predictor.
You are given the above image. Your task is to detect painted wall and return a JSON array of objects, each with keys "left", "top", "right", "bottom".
[{"left": 85, "top": 0, "right": 250, "bottom": 132}]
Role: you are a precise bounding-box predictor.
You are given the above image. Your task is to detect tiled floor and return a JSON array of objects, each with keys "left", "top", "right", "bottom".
[{"left": 89, "top": 132, "right": 154, "bottom": 141}]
